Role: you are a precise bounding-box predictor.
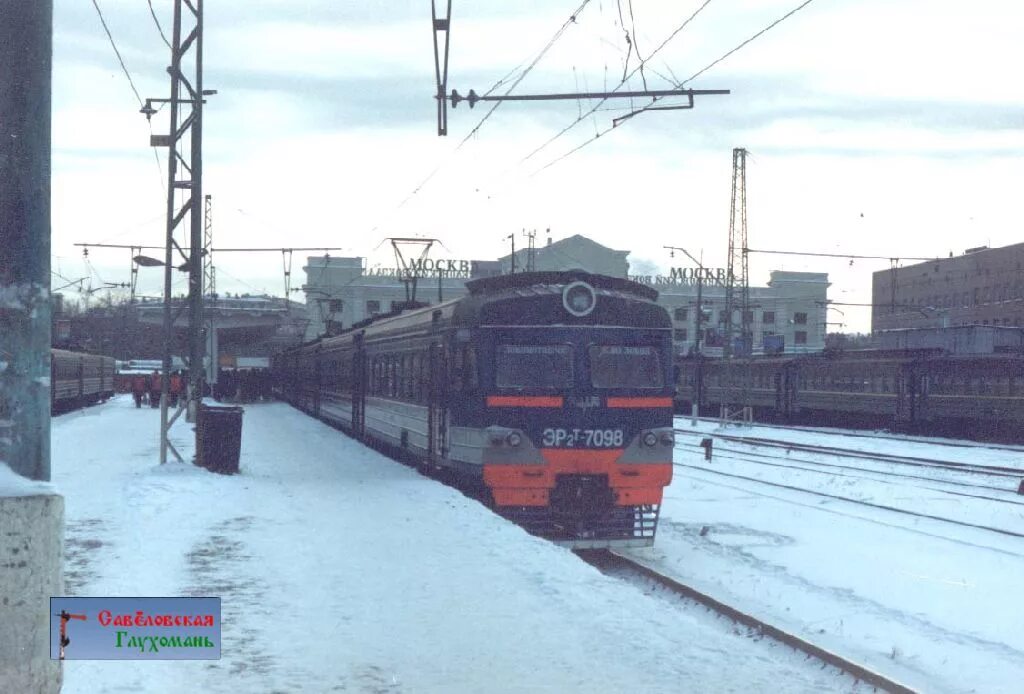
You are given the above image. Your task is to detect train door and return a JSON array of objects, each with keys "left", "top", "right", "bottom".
[
  {"left": 774, "top": 370, "right": 786, "bottom": 419},
  {"left": 427, "top": 341, "right": 448, "bottom": 463},
  {"left": 895, "top": 362, "right": 916, "bottom": 428},
  {"left": 352, "top": 334, "right": 366, "bottom": 436},
  {"left": 914, "top": 361, "right": 928, "bottom": 424}
]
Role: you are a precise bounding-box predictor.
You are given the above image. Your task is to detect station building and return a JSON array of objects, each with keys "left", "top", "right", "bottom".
[
  {"left": 301, "top": 234, "right": 830, "bottom": 354},
  {"left": 871, "top": 242, "right": 1024, "bottom": 332}
]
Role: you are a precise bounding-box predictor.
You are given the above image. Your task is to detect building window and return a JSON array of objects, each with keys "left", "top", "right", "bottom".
[
  {"left": 763, "top": 311, "right": 775, "bottom": 324},
  {"left": 742, "top": 310, "right": 754, "bottom": 324},
  {"left": 673, "top": 307, "right": 689, "bottom": 322},
  {"left": 793, "top": 312, "right": 808, "bottom": 325},
  {"left": 328, "top": 299, "right": 343, "bottom": 313},
  {"left": 762, "top": 330, "right": 775, "bottom": 340},
  {"left": 366, "top": 300, "right": 381, "bottom": 315},
  {"left": 673, "top": 328, "right": 688, "bottom": 342},
  {"left": 795, "top": 331, "right": 808, "bottom": 344}
]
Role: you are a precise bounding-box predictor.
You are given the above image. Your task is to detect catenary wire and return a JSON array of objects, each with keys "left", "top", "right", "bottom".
[
  {"left": 147, "top": 0, "right": 171, "bottom": 49},
  {"left": 533, "top": 0, "right": 821, "bottom": 175},
  {"left": 90, "top": 0, "right": 146, "bottom": 107},
  {"left": 89, "top": 0, "right": 167, "bottom": 194},
  {"left": 517, "top": 0, "right": 715, "bottom": 167}
]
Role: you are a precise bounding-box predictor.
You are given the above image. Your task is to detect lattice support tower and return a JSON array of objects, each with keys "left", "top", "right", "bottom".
[
  {"left": 203, "top": 194, "right": 215, "bottom": 299},
  {"left": 723, "top": 147, "right": 749, "bottom": 354},
  {"left": 722, "top": 147, "right": 750, "bottom": 418},
  {"left": 145, "top": 0, "right": 208, "bottom": 463}
]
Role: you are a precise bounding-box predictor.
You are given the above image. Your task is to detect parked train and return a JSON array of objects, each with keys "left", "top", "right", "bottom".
[
  {"left": 52, "top": 348, "right": 116, "bottom": 413},
  {"left": 273, "top": 271, "right": 676, "bottom": 548},
  {"left": 676, "top": 349, "right": 1024, "bottom": 440}
]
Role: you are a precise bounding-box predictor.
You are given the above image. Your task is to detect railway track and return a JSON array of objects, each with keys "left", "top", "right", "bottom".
[
  {"left": 577, "top": 549, "right": 918, "bottom": 694},
  {"left": 673, "top": 439, "right": 1024, "bottom": 507},
  {"left": 675, "top": 428, "right": 1024, "bottom": 480},
  {"left": 674, "top": 461, "right": 1024, "bottom": 540},
  {"left": 674, "top": 415, "right": 1024, "bottom": 453}
]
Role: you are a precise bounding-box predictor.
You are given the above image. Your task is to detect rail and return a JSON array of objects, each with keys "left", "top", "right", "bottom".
[{"left": 577, "top": 550, "right": 919, "bottom": 694}]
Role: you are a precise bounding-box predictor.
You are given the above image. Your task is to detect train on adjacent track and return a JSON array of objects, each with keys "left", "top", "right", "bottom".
[
  {"left": 273, "top": 271, "right": 676, "bottom": 548},
  {"left": 676, "top": 349, "right": 1024, "bottom": 440},
  {"left": 52, "top": 348, "right": 116, "bottom": 413}
]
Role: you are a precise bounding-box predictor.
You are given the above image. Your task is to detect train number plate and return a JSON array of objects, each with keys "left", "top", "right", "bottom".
[{"left": 541, "top": 428, "right": 624, "bottom": 448}]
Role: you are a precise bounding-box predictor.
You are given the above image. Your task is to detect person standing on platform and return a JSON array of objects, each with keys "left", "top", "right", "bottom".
[
  {"left": 169, "top": 370, "right": 183, "bottom": 408},
  {"left": 149, "top": 370, "right": 161, "bottom": 409},
  {"left": 131, "top": 373, "right": 147, "bottom": 408}
]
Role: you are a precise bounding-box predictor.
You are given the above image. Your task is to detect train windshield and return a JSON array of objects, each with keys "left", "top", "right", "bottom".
[
  {"left": 496, "top": 344, "right": 573, "bottom": 388},
  {"left": 589, "top": 345, "right": 663, "bottom": 389}
]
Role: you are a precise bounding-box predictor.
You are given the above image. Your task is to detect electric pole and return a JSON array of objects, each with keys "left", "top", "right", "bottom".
[
  {"left": 204, "top": 194, "right": 215, "bottom": 299},
  {"left": 723, "top": 147, "right": 750, "bottom": 422},
  {"left": 724, "top": 147, "right": 749, "bottom": 358},
  {"left": 523, "top": 229, "right": 537, "bottom": 272},
  {"left": 142, "top": 0, "right": 210, "bottom": 463}
]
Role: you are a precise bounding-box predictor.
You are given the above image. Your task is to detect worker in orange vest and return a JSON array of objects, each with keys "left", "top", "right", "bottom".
[
  {"left": 149, "top": 370, "right": 161, "bottom": 408},
  {"left": 169, "top": 371, "right": 184, "bottom": 407},
  {"left": 131, "top": 374, "right": 147, "bottom": 408}
]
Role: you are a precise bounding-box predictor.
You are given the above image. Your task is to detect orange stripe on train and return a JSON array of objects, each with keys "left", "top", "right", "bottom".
[{"left": 606, "top": 397, "right": 673, "bottom": 408}]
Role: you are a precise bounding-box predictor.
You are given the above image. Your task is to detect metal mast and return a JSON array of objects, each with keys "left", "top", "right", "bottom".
[
  {"left": 723, "top": 147, "right": 749, "bottom": 358},
  {"left": 389, "top": 237, "right": 436, "bottom": 303},
  {"left": 523, "top": 229, "right": 537, "bottom": 272},
  {"left": 146, "top": 0, "right": 207, "bottom": 464},
  {"left": 722, "top": 147, "right": 750, "bottom": 422},
  {"left": 204, "top": 194, "right": 215, "bottom": 299}
]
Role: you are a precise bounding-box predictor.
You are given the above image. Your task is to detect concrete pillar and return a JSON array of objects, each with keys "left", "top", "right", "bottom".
[
  {"left": 0, "top": 2, "right": 63, "bottom": 691},
  {"left": 0, "top": 494, "right": 63, "bottom": 693}
]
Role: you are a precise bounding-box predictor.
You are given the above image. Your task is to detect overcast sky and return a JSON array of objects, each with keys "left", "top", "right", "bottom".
[{"left": 51, "top": 0, "right": 1023, "bottom": 332}]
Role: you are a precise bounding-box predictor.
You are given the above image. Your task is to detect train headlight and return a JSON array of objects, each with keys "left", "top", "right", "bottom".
[
  {"left": 562, "top": 281, "right": 596, "bottom": 317},
  {"left": 642, "top": 431, "right": 658, "bottom": 447},
  {"left": 659, "top": 431, "right": 675, "bottom": 446},
  {"left": 506, "top": 432, "right": 523, "bottom": 447}
]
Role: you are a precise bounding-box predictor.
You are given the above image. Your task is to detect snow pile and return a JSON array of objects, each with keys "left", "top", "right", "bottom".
[{"left": 0, "top": 460, "right": 56, "bottom": 497}]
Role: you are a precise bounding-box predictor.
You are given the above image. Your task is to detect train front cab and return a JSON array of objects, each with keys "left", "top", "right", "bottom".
[{"left": 459, "top": 279, "right": 675, "bottom": 548}]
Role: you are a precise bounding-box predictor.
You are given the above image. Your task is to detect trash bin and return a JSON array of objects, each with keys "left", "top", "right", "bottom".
[{"left": 196, "top": 403, "right": 243, "bottom": 474}]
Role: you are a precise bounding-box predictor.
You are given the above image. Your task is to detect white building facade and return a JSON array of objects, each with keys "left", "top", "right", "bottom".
[{"left": 301, "top": 234, "right": 829, "bottom": 354}]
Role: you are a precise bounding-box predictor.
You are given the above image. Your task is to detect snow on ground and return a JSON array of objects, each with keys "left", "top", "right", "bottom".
[
  {"left": 53, "top": 396, "right": 858, "bottom": 693},
  {"left": 622, "top": 417, "right": 1024, "bottom": 694}
]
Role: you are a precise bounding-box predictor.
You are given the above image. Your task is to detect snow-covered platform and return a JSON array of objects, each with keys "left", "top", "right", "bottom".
[{"left": 53, "top": 396, "right": 856, "bottom": 693}]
